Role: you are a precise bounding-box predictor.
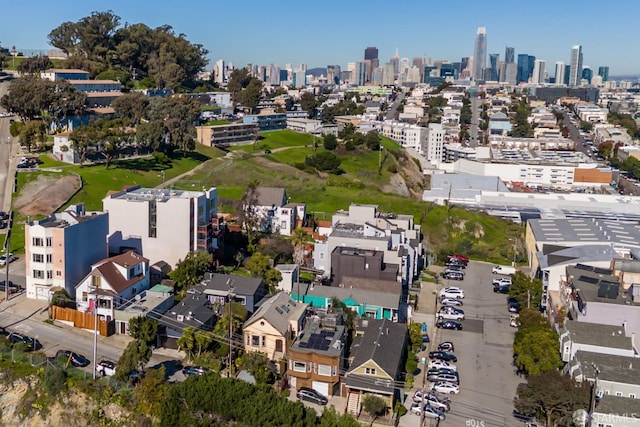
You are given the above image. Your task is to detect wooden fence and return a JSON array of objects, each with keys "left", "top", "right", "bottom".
[{"left": 50, "top": 306, "right": 115, "bottom": 336}]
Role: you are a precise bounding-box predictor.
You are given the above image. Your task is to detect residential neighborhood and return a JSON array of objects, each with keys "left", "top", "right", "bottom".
[{"left": 0, "top": 5, "right": 639, "bottom": 427}]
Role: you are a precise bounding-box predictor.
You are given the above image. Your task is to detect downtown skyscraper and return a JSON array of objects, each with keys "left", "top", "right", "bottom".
[
  {"left": 569, "top": 45, "right": 583, "bottom": 86},
  {"left": 472, "top": 27, "right": 487, "bottom": 80}
]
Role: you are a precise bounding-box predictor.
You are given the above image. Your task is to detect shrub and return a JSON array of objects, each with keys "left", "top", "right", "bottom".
[
  {"left": 41, "top": 366, "right": 67, "bottom": 396},
  {"left": 387, "top": 163, "right": 398, "bottom": 173}
]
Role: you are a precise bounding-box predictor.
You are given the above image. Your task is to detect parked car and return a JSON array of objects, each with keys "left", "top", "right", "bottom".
[
  {"left": 0, "top": 280, "right": 21, "bottom": 294},
  {"left": 443, "top": 268, "right": 465, "bottom": 276},
  {"left": 438, "top": 341, "right": 455, "bottom": 352},
  {"left": 492, "top": 278, "right": 512, "bottom": 287},
  {"left": 410, "top": 403, "right": 446, "bottom": 420},
  {"left": 510, "top": 313, "right": 520, "bottom": 328},
  {"left": 492, "top": 265, "right": 516, "bottom": 275},
  {"left": 412, "top": 390, "right": 451, "bottom": 411},
  {"left": 439, "top": 287, "right": 465, "bottom": 299},
  {"left": 183, "top": 366, "right": 208, "bottom": 376},
  {"left": 56, "top": 350, "right": 91, "bottom": 367},
  {"left": 428, "top": 359, "right": 457, "bottom": 371},
  {"left": 428, "top": 351, "right": 457, "bottom": 362},
  {"left": 436, "top": 320, "right": 463, "bottom": 330},
  {"left": 447, "top": 254, "right": 469, "bottom": 264},
  {"left": 8, "top": 332, "right": 37, "bottom": 350},
  {"left": 432, "top": 381, "right": 460, "bottom": 395},
  {"left": 428, "top": 367, "right": 458, "bottom": 377},
  {"left": 428, "top": 372, "right": 459, "bottom": 384},
  {"left": 443, "top": 271, "right": 464, "bottom": 280},
  {"left": 296, "top": 387, "right": 328, "bottom": 405},
  {"left": 493, "top": 284, "right": 511, "bottom": 294},
  {"left": 264, "top": 149, "right": 272, "bottom": 154},
  {"left": 0, "top": 253, "right": 16, "bottom": 266},
  {"left": 437, "top": 306, "right": 465, "bottom": 321},
  {"left": 96, "top": 360, "right": 116, "bottom": 376},
  {"left": 440, "top": 297, "right": 463, "bottom": 307},
  {"left": 508, "top": 298, "right": 521, "bottom": 313}
]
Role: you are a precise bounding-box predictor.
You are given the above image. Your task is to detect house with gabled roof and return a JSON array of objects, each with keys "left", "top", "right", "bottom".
[
  {"left": 342, "top": 318, "right": 408, "bottom": 418},
  {"left": 245, "top": 187, "right": 306, "bottom": 236},
  {"left": 201, "top": 272, "right": 267, "bottom": 313},
  {"left": 75, "top": 250, "right": 150, "bottom": 322},
  {"left": 243, "top": 292, "right": 308, "bottom": 363}
]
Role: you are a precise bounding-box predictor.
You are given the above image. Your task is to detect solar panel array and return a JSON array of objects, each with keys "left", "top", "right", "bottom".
[
  {"left": 297, "top": 329, "right": 336, "bottom": 351},
  {"left": 597, "top": 282, "right": 619, "bottom": 300}
]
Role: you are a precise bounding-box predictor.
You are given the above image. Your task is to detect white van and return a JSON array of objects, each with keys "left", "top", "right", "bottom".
[{"left": 492, "top": 265, "right": 516, "bottom": 275}]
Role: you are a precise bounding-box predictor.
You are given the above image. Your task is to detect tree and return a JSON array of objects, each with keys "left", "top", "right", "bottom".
[
  {"left": 246, "top": 251, "right": 282, "bottom": 289},
  {"left": 69, "top": 124, "right": 96, "bottom": 166},
  {"left": 323, "top": 134, "right": 338, "bottom": 150},
  {"left": 235, "top": 351, "right": 275, "bottom": 384},
  {"left": 112, "top": 92, "right": 150, "bottom": 124},
  {"left": 142, "top": 96, "right": 200, "bottom": 153},
  {"left": 364, "top": 131, "right": 380, "bottom": 150},
  {"left": 16, "top": 55, "right": 52, "bottom": 75},
  {"left": 362, "top": 394, "right": 387, "bottom": 426},
  {"left": 227, "top": 68, "right": 252, "bottom": 105},
  {"left": 509, "top": 271, "right": 543, "bottom": 310},
  {"left": 513, "top": 327, "right": 561, "bottom": 375},
  {"left": 305, "top": 151, "right": 342, "bottom": 174},
  {"left": 598, "top": 140, "right": 614, "bottom": 159},
  {"left": 579, "top": 121, "right": 593, "bottom": 133},
  {"left": 514, "top": 370, "right": 590, "bottom": 427},
  {"left": 115, "top": 339, "right": 152, "bottom": 381},
  {"left": 19, "top": 120, "right": 47, "bottom": 152},
  {"left": 240, "top": 179, "right": 262, "bottom": 252},
  {"left": 318, "top": 406, "right": 360, "bottom": 427},
  {"left": 300, "top": 92, "right": 317, "bottom": 115},
  {"left": 238, "top": 78, "right": 263, "bottom": 113},
  {"left": 408, "top": 322, "right": 424, "bottom": 352},
  {"left": 168, "top": 250, "right": 213, "bottom": 294},
  {"left": 291, "top": 227, "right": 310, "bottom": 266},
  {"left": 176, "top": 326, "right": 197, "bottom": 360},
  {"left": 511, "top": 98, "right": 533, "bottom": 138},
  {"left": 129, "top": 317, "right": 158, "bottom": 346}
]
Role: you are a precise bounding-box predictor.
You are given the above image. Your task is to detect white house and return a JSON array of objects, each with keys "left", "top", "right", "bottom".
[
  {"left": 52, "top": 133, "right": 79, "bottom": 164},
  {"left": 75, "top": 250, "right": 150, "bottom": 323},
  {"left": 275, "top": 264, "right": 299, "bottom": 293}
]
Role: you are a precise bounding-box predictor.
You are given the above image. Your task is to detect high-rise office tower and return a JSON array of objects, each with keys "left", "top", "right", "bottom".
[
  {"left": 364, "top": 47, "right": 379, "bottom": 69},
  {"left": 598, "top": 66, "right": 609, "bottom": 82},
  {"left": 399, "top": 57, "right": 410, "bottom": 76},
  {"left": 488, "top": 53, "right": 499, "bottom": 81},
  {"left": 461, "top": 57, "right": 469, "bottom": 72},
  {"left": 326, "top": 65, "right": 341, "bottom": 85},
  {"left": 354, "top": 61, "right": 367, "bottom": 86},
  {"left": 569, "top": 45, "right": 583, "bottom": 86},
  {"left": 564, "top": 66, "right": 571, "bottom": 85},
  {"left": 504, "top": 63, "right": 517, "bottom": 85},
  {"left": 213, "top": 59, "right": 225, "bottom": 84},
  {"left": 582, "top": 66, "right": 592, "bottom": 84},
  {"left": 381, "top": 63, "right": 395, "bottom": 86},
  {"left": 472, "top": 27, "right": 487, "bottom": 80},
  {"left": 531, "top": 60, "right": 546, "bottom": 84},
  {"left": 554, "top": 62, "right": 566, "bottom": 85},
  {"left": 390, "top": 48, "right": 400, "bottom": 75},
  {"left": 504, "top": 46, "right": 515, "bottom": 64},
  {"left": 516, "top": 54, "right": 531, "bottom": 83}
]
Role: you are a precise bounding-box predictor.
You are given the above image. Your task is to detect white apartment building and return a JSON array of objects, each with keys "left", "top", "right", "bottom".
[
  {"left": 25, "top": 204, "right": 109, "bottom": 300},
  {"left": 426, "top": 123, "right": 444, "bottom": 165},
  {"left": 575, "top": 104, "right": 608, "bottom": 123},
  {"left": 103, "top": 186, "right": 220, "bottom": 268},
  {"left": 378, "top": 120, "right": 428, "bottom": 154}
]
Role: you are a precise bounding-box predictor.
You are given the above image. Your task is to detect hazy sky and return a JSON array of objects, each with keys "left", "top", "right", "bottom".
[{"left": 2, "top": 0, "right": 639, "bottom": 76}]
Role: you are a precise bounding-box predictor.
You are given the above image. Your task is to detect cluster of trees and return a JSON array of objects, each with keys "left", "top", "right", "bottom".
[
  {"left": 322, "top": 100, "right": 364, "bottom": 123},
  {"left": 16, "top": 55, "right": 53, "bottom": 75},
  {"left": 339, "top": 125, "right": 381, "bottom": 151},
  {"left": 512, "top": 308, "right": 562, "bottom": 376},
  {"left": 304, "top": 151, "right": 343, "bottom": 174},
  {"left": 608, "top": 111, "right": 640, "bottom": 139},
  {"left": 1, "top": 77, "right": 86, "bottom": 125},
  {"left": 613, "top": 155, "right": 640, "bottom": 180},
  {"left": 160, "top": 373, "right": 359, "bottom": 427},
  {"left": 115, "top": 317, "right": 158, "bottom": 382},
  {"left": 514, "top": 370, "right": 590, "bottom": 427},
  {"left": 227, "top": 68, "right": 264, "bottom": 112},
  {"left": 511, "top": 98, "right": 533, "bottom": 138},
  {"left": 47, "top": 11, "right": 208, "bottom": 89},
  {"left": 458, "top": 97, "right": 472, "bottom": 141}
]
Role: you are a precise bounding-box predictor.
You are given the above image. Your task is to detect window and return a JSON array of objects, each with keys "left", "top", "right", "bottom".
[
  {"left": 630, "top": 393, "right": 636, "bottom": 399},
  {"left": 364, "top": 367, "right": 376, "bottom": 375},
  {"left": 615, "top": 391, "right": 623, "bottom": 397},
  {"left": 82, "top": 292, "right": 88, "bottom": 302},
  {"left": 32, "top": 270, "right": 44, "bottom": 279},
  {"left": 46, "top": 270, "right": 52, "bottom": 279},
  {"left": 292, "top": 361, "right": 306, "bottom": 373},
  {"left": 32, "top": 237, "right": 43, "bottom": 247},
  {"left": 234, "top": 296, "right": 247, "bottom": 306},
  {"left": 32, "top": 254, "right": 44, "bottom": 263},
  {"left": 56, "top": 271, "right": 62, "bottom": 277},
  {"left": 318, "top": 364, "right": 332, "bottom": 376},
  {"left": 45, "top": 237, "right": 52, "bottom": 247},
  {"left": 319, "top": 252, "right": 325, "bottom": 260},
  {"left": 46, "top": 254, "right": 52, "bottom": 263},
  {"left": 251, "top": 335, "right": 260, "bottom": 346},
  {"left": 261, "top": 336, "right": 266, "bottom": 347}
]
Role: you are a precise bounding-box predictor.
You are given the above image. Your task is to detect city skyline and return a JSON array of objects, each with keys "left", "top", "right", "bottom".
[{"left": 1, "top": 0, "right": 639, "bottom": 76}]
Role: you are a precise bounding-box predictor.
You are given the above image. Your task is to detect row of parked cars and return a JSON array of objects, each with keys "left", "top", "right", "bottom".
[{"left": 409, "top": 342, "right": 461, "bottom": 420}]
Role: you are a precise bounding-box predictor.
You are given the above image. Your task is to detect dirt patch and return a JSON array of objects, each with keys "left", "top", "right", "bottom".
[{"left": 14, "top": 174, "right": 82, "bottom": 216}]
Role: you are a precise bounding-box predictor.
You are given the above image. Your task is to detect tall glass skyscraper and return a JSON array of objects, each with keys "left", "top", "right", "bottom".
[
  {"left": 517, "top": 54, "right": 530, "bottom": 83},
  {"left": 488, "top": 53, "right": 499, "bottom": 81},
  {"left": 504, "top": 46, "right": 515, "bottom": 64},
  {"left": 569, "top": 45, "right": 583, "bottom": 86},
  {"left": 554, "top": 61, "right": 566, "bottom": 85},
  {"left": 598, "top": 66, "right": 609, "bottom": 82},
  {"left": 472, "top": 27, "right": 487, "bottom": 80}
]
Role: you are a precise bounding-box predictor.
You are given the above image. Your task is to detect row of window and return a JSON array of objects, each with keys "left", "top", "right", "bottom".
[
  {"left": 32, "top": 254, "right": 53, "bottom": 263},
  {"left": 32, "top": 237, "right": 53, "bottom": 247},
  {"left": 32, "top": 270, "right": 53, "bottom": 279},
  {"left": 289, "top": 360, "right": 336, "bottom": 377}
]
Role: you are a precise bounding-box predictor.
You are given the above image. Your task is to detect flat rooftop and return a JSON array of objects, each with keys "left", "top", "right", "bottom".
[
  {"left": 530, "top": 218, "right": 640, "bottom": 248},
  {"left": 110, "top": 187, "right": 211, "bottom": 202}
]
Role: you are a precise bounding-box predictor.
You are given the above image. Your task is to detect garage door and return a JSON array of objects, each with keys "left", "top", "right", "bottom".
[{"left": 311, "top": 381, "right": 329, "bottom": 397}]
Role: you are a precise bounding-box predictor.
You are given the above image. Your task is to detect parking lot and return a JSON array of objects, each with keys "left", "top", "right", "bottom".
[{"left": 423, "top": 261, "right": 524, "bottom": 426}]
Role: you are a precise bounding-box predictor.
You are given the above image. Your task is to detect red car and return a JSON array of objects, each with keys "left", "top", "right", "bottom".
[{"left": 447, "top": 254, "right": 469, "bottom": 264}]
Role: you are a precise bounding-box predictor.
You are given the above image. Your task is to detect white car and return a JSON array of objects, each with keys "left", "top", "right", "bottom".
[
  {"left": 432, "top": 381, "right": 460, "bottom": 395},
  {"left": 0, "top": 253, "right": 16, "bottom": 266},
  {"left": 96, "top": 360, "right": 116, "bottom": 376},
  {"left": 439, "top": 287, "right": 465, "bottom": 299},
  {"left": 437, "top": 307, "right": 465, "bottom": 321},
  {"left": 492, "top": 278, "right": 512, "bottom": 287},
  {"left": 428, "top": 359, "right": 457, "bottom": 371}
]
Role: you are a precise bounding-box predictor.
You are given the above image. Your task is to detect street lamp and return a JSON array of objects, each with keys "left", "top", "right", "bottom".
[{"left": 226, "top": 279, "right": 235, "bottom": 378}]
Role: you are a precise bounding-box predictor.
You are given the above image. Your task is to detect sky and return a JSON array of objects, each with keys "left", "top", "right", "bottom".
[{"left": 2, "top": 0, "right": 639, "bottom": 76}]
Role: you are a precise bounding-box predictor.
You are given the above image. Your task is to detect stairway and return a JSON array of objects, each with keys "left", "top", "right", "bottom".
[{"left": 346, "top": 392, "right": 361, "bottom": 416}]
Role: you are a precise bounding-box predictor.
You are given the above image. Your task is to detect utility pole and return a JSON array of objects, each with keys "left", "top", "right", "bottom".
[
  {"left": 92, "top": 281, "right": 99, "bottom": 380},
  {"left": 419, "top": 350, "right": 429, "bottom": 426},
  {"left": 227, "top": 279, "right": 235, "bottom": 378},
  {"left": 527, "top": 289, "right": 531, "bottom": 309},
  {"left": 4, "top": 211, "right": 12, "bottom": 302}
]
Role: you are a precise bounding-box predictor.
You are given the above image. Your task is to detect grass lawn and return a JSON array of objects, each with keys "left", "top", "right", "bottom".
[
  {"left": 229, "top": 130, "right": 315, "bottom": 153},
  {"left": 203, "top": 120, "right": 230, "bottom": 126}
]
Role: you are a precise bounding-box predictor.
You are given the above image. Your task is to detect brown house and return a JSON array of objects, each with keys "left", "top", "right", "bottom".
[
  {"left": 330, "top": 246, "right": 399, "bottom": 285},
  {"left": 287, "top": 315, "right": 346, "bottom": 397}
]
